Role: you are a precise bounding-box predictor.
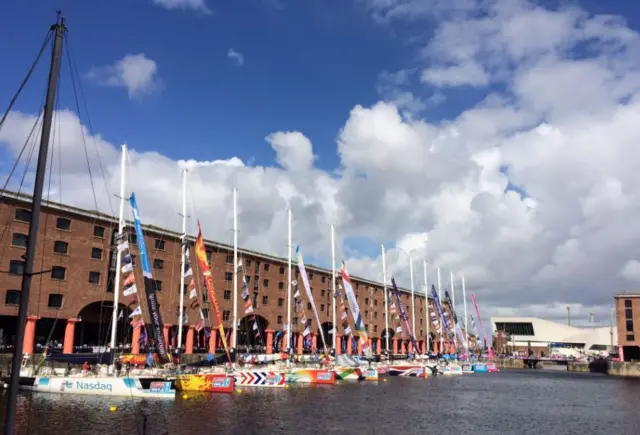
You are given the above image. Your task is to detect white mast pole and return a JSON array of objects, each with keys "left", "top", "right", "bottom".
[
  {"left": 437, "top": 266, "right": 443, "bottom": 352},
  {"left": 462, "top": 275, "right": 469, "bottom": 353},
  {"left": 232, "top": 188, "right": 238, "bottom": 359},
  {"left": 450, "top": 271, "right": 456, "bottom": 351},
  {"left": 423, "top": 260, "right": 428, "bottom": 354},
  {"left": 331, "top": 224, "right": 337, "bottom": 351},
  {"left": 286, "top": 208, "right": 292, "bottom": 352},
  {"left": 382, "top": 245, "right": 389, "bottom": 351},
  {"left": 409, "top": 252, "right": 415, "bottom": 354},
  {"left": 110, "top": 144, "right": 127, "bottom": 351},
  {"left": 177, "top": 168, "right": 187, "bottom": 350}
]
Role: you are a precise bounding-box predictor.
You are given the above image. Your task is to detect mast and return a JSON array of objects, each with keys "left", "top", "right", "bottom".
[
  {"left": 330, "top": 224, "right": 337, "bottom": 351},
  {"left": 178, "top": 168, "right": 187, "bottom": 349},
  {"left": 450, "top": 271, "right": 456, "bottom": 310},
  {"left": 381, "top": 245, "right": 389, "bottom": 351},
  {"left": 232, "top": 188, "right": 238, "bottom": 357},
  {"left": 110, "top": 144, "right": 127, "bottom": 350},
  {"left": 462, "top": 275, "right": 469, "bottom": 355},
  {"left": 423, "top": 260, "right": 428, "bottom": 354},
  {"left": 437, "top": 266, "right": 443, "bottom": 352},
  {"left": 409, "top": 252, "right": 415, "bottom": 354},
  {"left": 286, "top": 208, "right": 292, "bottom": 352},
  {"left": 5, "top": 15, "right": 65, "bottom": 435}
]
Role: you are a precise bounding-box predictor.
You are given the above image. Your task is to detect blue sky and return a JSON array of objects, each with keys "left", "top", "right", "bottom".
[
  {"left": 1, "top": 0, "right": 413, "bottom": 171},
  {"left": 3, "top": 0, "right": 639, "bottom": 173}
]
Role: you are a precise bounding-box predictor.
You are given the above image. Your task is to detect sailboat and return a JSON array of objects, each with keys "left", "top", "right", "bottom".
[{"left": 0, "top": 16, "right": 175, "bottom": 401}]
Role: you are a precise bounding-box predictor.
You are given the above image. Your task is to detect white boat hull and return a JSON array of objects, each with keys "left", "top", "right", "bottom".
[{"left": 20, "top": 376, "right": 175, "bottom": 399}]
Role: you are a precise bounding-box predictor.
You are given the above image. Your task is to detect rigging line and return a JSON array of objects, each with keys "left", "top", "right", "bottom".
[
  {"left": 63, "top": 33, "right": 115, "bottom": 216},
  {"left": 64, "top": 39, "right": 98, "bottom": 212},
  {"left": 0, "top": 112, "right": 45, "bottom": 267},
  {"left": 0, "top": 29, "right": 52, "bottom": 134}
]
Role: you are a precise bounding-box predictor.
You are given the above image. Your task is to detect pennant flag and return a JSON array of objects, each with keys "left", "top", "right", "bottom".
[
  {"left": 121, "top": 263, "right": 133, "bottom": 274},
  {"left": 123, "top": 285, "right": 137, "bottom": 297},
  {"left": 123, "top": 274, "right": 135, "bottom": 287},
  {"left": 129, "top": 306, "right": 142, "bottom": 318},
  {"left": 189, "top": 287, "right": 197, "bottom": 299},
  {"left": 117, "top": 241, "right": 129, "bottom": 252},
  {"left": 117, "top": 310, "right": 123, "bottom": 320},
  {"left": 344, "top": 326, "right": 352, "bottom": 335}
]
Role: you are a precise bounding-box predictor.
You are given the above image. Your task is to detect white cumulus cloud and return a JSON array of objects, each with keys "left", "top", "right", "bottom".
[
  {"left": 85, "top": 54, "right": 161, "bottom": 100},
  {"left": 227, "top": 49, "right": 245, "bottom": 66}
]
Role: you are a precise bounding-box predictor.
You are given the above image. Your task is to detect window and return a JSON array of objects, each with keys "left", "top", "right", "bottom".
[
  {"left": 321, "top": 289, "right": 325, "bottom": 298},
  {"left": 202, "top": 290, "right": 208, "bottom": 302},
  {"left": 93, "top": 226, "right": 106, "bottom": 238},
  {"left": 15, "top": 208, "right": 31, "bottom": 222},
  {"left": 5, "top": 290, "right": 20, "bottom": 305},
  {"left": 625, "top": 300, "right": 632, "bottom": 308},
  {"left": 51, "top": 266, "right": 66, "bottom": 280},
  {"left": 225, "top": 253, "right": 233, "bottom": 264},
  {"left": 626, "top": 319, "right": 634, "bottom": 332},
  {"left": 154, "top": 239, "right": 165, "bottom": 250},
  {"left": 183, "top": 284, "right": 188, "bottom": 294},
  {"left": 309, "top": 273, "right": 314, "bottom": 280},
  {"left": 130, "top": 234, "right": 137, "bottom": 244},
  {"left": 374, "top": 299, "right": 378, "bottom": 306},
  {"left": 225, "top": 272, "right": 233, "bottom": 281},
  {"left": 153, "top": 280, "right": 163, "bottom": 291},
  {"left": 11, "top": 233, "right": 27, "bottom": 248},
  {"left": 321, "top": 276, "right": 326, "bottom": 283},
  {"left": 293, "top": 316, "right": 298, "bottom": 324},
  {"left": 277, "top": 315, "right": 283, "bottom": 324},
  {"left": 206, "top": 250, "right": 212, "bottom": 262},
  {"left": 88, "top": 271, "right": 100, "bottom": 284},
  {"left": 262, "top": 296, "right": 268, "bottom": 305},
  {"left": 320, "top": 304, "right": 325, "bottom": 312},
  {"left": 365, "top": 310, "right": 369, "bottom": 317},
  {"left": 153, "top": 259, "right": 164, "bottom": 270},
  {"left": 279, "top": 266, "right": 285, "bottom": 275},
  {"left": 278, "top": 298, "right": 284, "bottom": 307},
  {"left": 254, "top": 262, "right": 260, "bottom": 274},
  {"left": 495, "top": 322, "right": 535, "bottom": 336},
  {"left": 626, "top": 308, "right": 633, "bottom": 319},
  {"left": 91, "top": 247, "right": 103, "bottom": 260},
  {"left": 365, "top": 298, "right": 369, "bottom": 305},
  {"left": 48, "top": 293, "right": 63, "bottom": 309},
  {"left": 264, "top": 263, "right": 270, "bottom": 272},
  {"left": 9, "top": 260, "right": 25, "bottom": 276},
  {"left": 56, "top": 217, "right": 71, "bottom": 231},
  {"left": 253, "top": 276, "right": 259, "bottom": 290},
  {"left": 263, "top": 279, "right": 269, "bottom": 288},
  {"left": 224, "top": 290, "right": 231, "bottom": 300},
  {"left": 374, "top": 325, "right": 378, "bottom": 333},
  {"left": 307, "top": 302, "right": 312, "bottom": 310},
  {"left": 374, "top": 312, "right": 378, "bottom": 319},
  {"left": 245, "top": 259, "right": 251, "bottom": 268},
  {"left": 245, "top": 276, "right": 251, "bottom": 283},
  {"left": 223, "top": 310, "right": 230, "bottom": 321},
  {"left": 627, "top": 335, "right": 635, "bottom": 341},
  {"left": 278, "top": 281, "right": 284, "bottom": 290},
  {"left": 202, "top": 308, "right": 209, "bottom": 319}
]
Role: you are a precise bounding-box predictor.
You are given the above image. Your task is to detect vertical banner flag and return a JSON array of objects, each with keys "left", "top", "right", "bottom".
[
  {"left": 194, "top": 221, "right": 232, "bottom": 363},
  {"left": 296, "top": 246, "right": 329, "bottom": 355},
  {"left": 390, "top": 278, "right": 420, "bottom": 354},
  {"left": 341, "top": 262, "right": 371, "bottom": 357},
  {"left": 129, "top": 193, "right": 170, "bottom": 364},
  {"left": 471, "top": 293, "right": 495, "bottom": 359}
]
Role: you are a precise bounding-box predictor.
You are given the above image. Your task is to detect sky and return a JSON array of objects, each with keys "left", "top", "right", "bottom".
[{"left": 2, "top": 0, "right": 640, "bottom": 328}]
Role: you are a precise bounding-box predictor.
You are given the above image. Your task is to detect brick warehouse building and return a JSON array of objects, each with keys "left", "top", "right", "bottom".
[
  {"left": 0, "top": 190, "right": 458, "bottom": 357},
  {"left": 615, "top": 293, "right": 640, "bottom": 361}
]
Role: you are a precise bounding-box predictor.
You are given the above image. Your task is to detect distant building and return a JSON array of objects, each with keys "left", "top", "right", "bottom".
[
  {"left": 490, "top": 316, "right": 616, "bottom": 358},
  {"left": 614, "top": 293, "right": 640, "bottom": 361}
]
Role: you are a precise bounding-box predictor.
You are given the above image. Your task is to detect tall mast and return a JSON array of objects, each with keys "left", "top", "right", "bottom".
[
  {"left": 450, "top": 271, "right": 456, "bottom": 350},
  {"left": 381, "top": 244, "right": 389, "bottom": 351},
  {"left": 5, "top": 15, "right": 66, "bottom": 435},
  {"left": 409, "top": 252, "right": 415, "bottom": 353},
  {"left": 232, "top": 188, "right": 238, "bottom": 356},
  {"left": 286, "top": 208, "right": 292, "bottom": 352},
  {"left": 177, "top": 168, "right": 187, "bottom": 349},
  {"left": 423, "top": 260, "right": 428, "bottom": 354},
  {"left": 110, "top": 144, "right": 127, "bottom": 350},
  {"left": 437, "top": 266, "right": 443, "bottom": 352},
  {"left": 462, "top": 275, "right": 469, "bottom": 355},
  {"left": 330, "top": 224, "right": 336, "bottom": 351}
]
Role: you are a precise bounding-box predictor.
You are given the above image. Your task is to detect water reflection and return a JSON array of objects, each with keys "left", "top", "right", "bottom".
[{"left": 1, "top": 371, "right": 639, "bottom": 434}]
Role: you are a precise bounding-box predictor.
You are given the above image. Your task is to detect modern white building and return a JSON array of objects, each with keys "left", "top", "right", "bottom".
[{"left": 490, "top": 316, "right": 617, "bottom": 357}]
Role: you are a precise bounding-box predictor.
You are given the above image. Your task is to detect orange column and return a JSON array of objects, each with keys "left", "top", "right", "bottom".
[
  {"left": 421, "top": 340, "right": 426, "bottom": 354},
  {"left": 433, "top": 340, "right": 439, "bottom": 354},
  {"left": 23, "top": 315, "right": 39, "bottom": 355},
  {"left": 312, "top": 333, "right": 318, "bottom": 350},
  {"left": 185, "top": 326, "right": 194, "bottom": 354},
  {"left": 296, "top": 333, "right": 303, "bottom": 355},
  {"left": 347, "top": 336, "right": 353, "bottom": 355},
  {"left": 336, "top": 334, "right": 342, "bottom": 355},
  {"left": 393, "top": 338, "right": 398, "bottom": 354},
  {"left": 132, "top": 326, "right": 141, "bottom": 354},
  {"left": 209, "top": 329, "right": 217, "bottom": 354},
  {"left": 163, "top": 324, "right": 171, "bottom": 348},
  {"left": 401, "top": 340, "right": 406, "bottom": 354},
  {"left": 408, "top": 342, "right": 413, "bottom": 353},
  {"left": 376, "top": 338, "right": 381, "bottom": 355},
  {"left": 266, "top": 330, "right": 274, "bottom": 354},
  {"left": 63, "top": 318, "right": 78, "bottom": 354}
]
